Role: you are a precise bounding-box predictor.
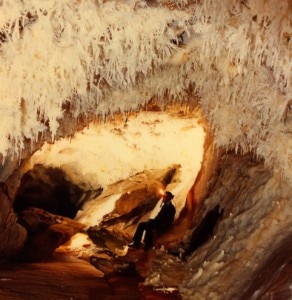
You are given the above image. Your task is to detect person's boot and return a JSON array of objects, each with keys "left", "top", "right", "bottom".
[{"left": 128, "top": 241, "right": 140, "bottom": 249}]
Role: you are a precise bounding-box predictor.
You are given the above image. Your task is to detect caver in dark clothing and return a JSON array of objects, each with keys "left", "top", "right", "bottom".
[{"left": 129, "top": 191, "right": 176, "bottom": 251}]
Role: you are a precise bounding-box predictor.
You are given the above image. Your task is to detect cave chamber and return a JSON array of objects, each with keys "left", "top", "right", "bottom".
[{"left": 0, "top": 0, "right": 291, "bottom": 299}]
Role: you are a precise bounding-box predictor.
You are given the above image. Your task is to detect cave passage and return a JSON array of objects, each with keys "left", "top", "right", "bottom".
[
  {"left": 13, "top": 164, "right": 97, "bottom": 219},
  {"left": 10, "top": 111, "right": 206, "bottom": 262}
]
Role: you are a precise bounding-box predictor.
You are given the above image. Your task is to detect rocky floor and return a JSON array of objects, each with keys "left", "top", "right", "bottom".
[{"left": 0, "top": 253, "right": 181, "bottom": 300}]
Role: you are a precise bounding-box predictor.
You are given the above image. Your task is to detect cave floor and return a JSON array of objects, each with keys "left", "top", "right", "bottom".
[{"left": 0, "top": 253, "right": 180, "bottom": 300}]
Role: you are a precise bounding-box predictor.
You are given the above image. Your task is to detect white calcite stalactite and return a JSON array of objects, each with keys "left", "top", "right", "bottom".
[{"left": 0, "top": 0, "right": 291, "bottom": 182}]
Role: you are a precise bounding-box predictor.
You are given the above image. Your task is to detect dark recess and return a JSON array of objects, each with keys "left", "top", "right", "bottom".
[
  {"left": 184, "top": 205, "right": 223, "bottom": 257},
  {"left": 13, "top": 164, "right": 102, "bottom": 218}
]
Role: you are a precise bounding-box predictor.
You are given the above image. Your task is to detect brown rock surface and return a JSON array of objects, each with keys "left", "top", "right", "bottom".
[
  {"left": 0, "top": 253, "right": 181, "bottom": 300},
  {"left": 0, "top": 184, "right": 27, "bottom": 262},
  {"left": 15, "top": 208, "right": 86, "bottom": 262}
]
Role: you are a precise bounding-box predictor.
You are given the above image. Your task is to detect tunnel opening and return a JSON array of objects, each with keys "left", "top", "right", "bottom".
[{"left": 13, "top": 164, "right": 103, "bottom": 219}]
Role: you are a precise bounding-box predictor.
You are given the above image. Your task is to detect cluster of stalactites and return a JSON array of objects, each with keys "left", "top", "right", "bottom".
[
  {"left": 0, "top": 0, "right": 291, "bottom": 182},
  {"left": 186, "top": 0, "right": 291, "bottom": 182},
  {"left": 0, "top": 0, "right": 189, "bottom": 158}
]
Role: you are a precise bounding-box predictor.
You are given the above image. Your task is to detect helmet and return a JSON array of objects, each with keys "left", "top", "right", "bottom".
[{"left": 164, "top": 191, "right": 174, "bottom": 200}]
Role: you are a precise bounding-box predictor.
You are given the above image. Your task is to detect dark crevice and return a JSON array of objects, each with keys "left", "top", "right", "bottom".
[{"left": 184, "top": 205, "right": 224, "bottom": 257}]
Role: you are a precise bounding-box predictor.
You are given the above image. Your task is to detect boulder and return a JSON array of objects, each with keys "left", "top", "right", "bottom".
[{"left": 14, "top": 207, "right": 86, "bottom": 262}]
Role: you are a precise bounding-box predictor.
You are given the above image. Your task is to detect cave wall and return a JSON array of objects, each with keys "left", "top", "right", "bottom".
[
  {"left": 143, "top": 135, "right": 291, "bottom": 299},
  {"left": 170, "top": 144, "right": 291, "bottom": 300},
  {"left": 0, "top": 183, "right": 27, "bottom": 261},
  {"left": 181, "top": 152, "right": 292, "bottom": 299}
]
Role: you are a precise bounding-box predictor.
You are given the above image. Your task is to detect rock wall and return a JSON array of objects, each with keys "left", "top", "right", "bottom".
[
  {"left": 180, "top": 151, "right": 292, "bottom": 299},
  {"left": 142, "top": 137, "right": 291, "bottom": 299},
  {"left": 0, "top": 183, "right": 27, "bottom": 261}
]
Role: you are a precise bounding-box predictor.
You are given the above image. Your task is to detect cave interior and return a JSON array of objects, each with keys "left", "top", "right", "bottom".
[{"left": 0, "top": 1, "right": 291, "bottom": 299}]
